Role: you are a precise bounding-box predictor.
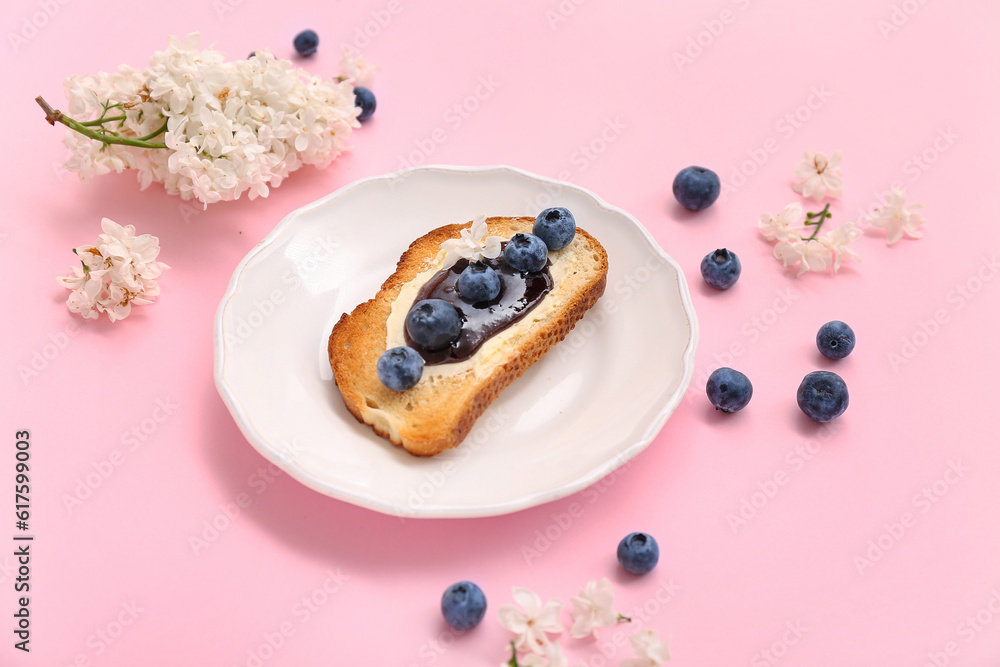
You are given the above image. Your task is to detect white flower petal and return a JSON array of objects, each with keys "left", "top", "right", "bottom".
[
  {"left": 510, "top": 587, "right": 541, "bottom": 617},
  {"left": 886, "top": 224, "right": 904, "bottom": 245},
  {"left": 792, "top": 163, "right": 818, "bottom": 180},
  {"left": 469, "top": 214, "right": 488, "bottom": 241},
  {"left": 777, "top": 203, "right": 804, "bottom": 226},
  {"left": 824, "top": 174, "right": 843, "bottom": 197},
  {"left": 497, "top": 604, "right": 528, "bottom": 634},
  {"left": 482, "top": 236, "right": 503, "bottom": 258},
  {"left": 801, "top": 177, "right": 822, "bottom": 201}
]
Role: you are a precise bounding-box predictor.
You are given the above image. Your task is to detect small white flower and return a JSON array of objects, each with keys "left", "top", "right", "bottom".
[
  {"left": 497, "top": 587, "right": 564, "bottom": 656},
  {"left": 866, "top": 187, "right": 925, "bottom": 245},
  {"left": 339, "top": 48, "right": 380, "bottom": 88},
  {"left": 773, "top": 239, "right": 833, "bottom": 276},
  {"left": 66, "top": 287, "right": 101, "bottom": 319},
  {"left": 58, "top": 218, "right": 168, "bottom": 322},
  {"left": 60, "top": 268, "right": 103, "bottom": 319},
  {"left": 621, "top": 629, "right": 670, "bottom": 667},
  {"left": 799, "top": 241, "right": 834, "bottom": 274},
  {"left": 818, "top": 221, "right": 863, "bottom": 272},
  {"left": 568, "top": 578, "right": 618, "bottom": 638},
  {"left": 758, "top": 203, "right": 804, "bottom": 242},
  {"left": 440, "top": 214, "right": 504, "bottom": 268},
  {"left": 792, "top": 150, "right": 843, "bottom": 201}
]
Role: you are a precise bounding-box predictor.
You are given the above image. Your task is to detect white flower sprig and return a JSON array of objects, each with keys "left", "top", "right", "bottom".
[
  {"left": 37, "top": 33, "right": 370, "bottom": 208},
  {"left": 440, "top": 214, "right": 503, "bottom": 269},
  {"left": 761, "top": 151, "right": 925, "bottom": 275},
  {"left": 57, "top": 218, "right": 169, "bottom": 321},
  {"left": 499, "top": 582, "right": 663, "bottom": 666},
  {"left": 866, "top": 186, "right": 926, "bottom": 244},
  {"left": 791, "top": 150, "right": 843, "bottom": 202},
  {"left": 759, "top": 203, "right": 862, "bottom": 276}
]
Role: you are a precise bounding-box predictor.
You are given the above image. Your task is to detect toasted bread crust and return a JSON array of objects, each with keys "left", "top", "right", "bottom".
[{"left": 328, "top": 216, "right": 608, "bottom": 456}]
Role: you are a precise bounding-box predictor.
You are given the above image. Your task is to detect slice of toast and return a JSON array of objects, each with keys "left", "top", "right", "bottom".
[{"left": 328, "top": 216, "right": 608, "bottom": 456}]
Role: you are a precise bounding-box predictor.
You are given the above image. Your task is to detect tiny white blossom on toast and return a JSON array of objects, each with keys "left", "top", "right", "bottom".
[
  {"left": 791, "top": 150, "right": 843, "bottom": 201},
  {"left": 57, "top": 218, "right": 168, "bottom": 321},
  {"left": 866, "top": 186, "right": 926, "bottom": 244},
  {"left": 440, "top": 214, "right": 503, "bottom": 269}
]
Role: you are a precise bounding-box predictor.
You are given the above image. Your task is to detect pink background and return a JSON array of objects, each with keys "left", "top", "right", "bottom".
[{"left": 4, "top": 0, "right": 1000, "bottom": 665}]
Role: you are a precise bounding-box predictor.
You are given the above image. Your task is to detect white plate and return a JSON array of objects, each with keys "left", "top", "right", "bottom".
[{"left": 214, "top": 165, "right": 698, "bottom": 518}]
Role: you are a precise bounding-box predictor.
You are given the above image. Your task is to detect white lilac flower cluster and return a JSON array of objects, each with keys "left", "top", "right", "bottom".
[
  {"left": 497, "top": 580, "right": 670, "bottom": 667},
  {"left": 760, "top": 150, "right": 925, "bottom": 275},
  {"left": 57, "top": 218, "right": 169, "bottom": 322},
  {"left": 58, "top": 34, "right": 370, "bottom": 207}
]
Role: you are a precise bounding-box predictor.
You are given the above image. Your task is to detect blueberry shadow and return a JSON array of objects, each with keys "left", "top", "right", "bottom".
[
  {"left": 702, "top": 401, "right": 749, "bottom": 426},
  {"left": 668, "top": 201, "right": 705, "bottom": 223},
  {"left": 609, "top": 561, "right": 665, "bottom": 592},
  {"left": 789, "top": 404, "right": 838, "bottom": 438},
  {"left": 610, "top": 566, "right": 642, "bottom": 587},
  {"left": 695, "top": 279, "right": 739, "bottom": 299}
]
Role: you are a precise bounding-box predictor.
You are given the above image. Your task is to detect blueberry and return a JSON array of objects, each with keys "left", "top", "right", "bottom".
[
  {"left": 457, "top": 262, "right": 501, "bottom": 304},
  {"left": 672, "top": 166, "right": 721, "bottom": 211},
  {"left": 533, "top": 207, "right": 576, "bottom": 251},
  {"left": 503, "top": 233, "right": 548, "bottom": 273},
  {"left": 441, "top": 581, "right": 487, "bottom": 630},
  {"left": 701, "top": 248, "right": 741, "bottom": 289},
  {"left": 248, "top": 51, "right": 257, "bottom": 59},
  {"left": 406, "top": 299, "right": 462, "bottom": 352},
  {"left": 816, "top": 321, "right": 856, "bottom": 360},
  {"left": 354, "top": 86, "right": 376, "bottom": 122},
  {"left": 293, "top": 29, "right": 319, "bottom": 56},
  {"left": 797, "top": 371, "right": 849, "bottom": 422},
  {"left": 376, "top": 346, "right": 424, "bottom": 391},
  {"left": 706, "top": 367, "right": 753, "bottom": 413},
  {"left": 617, "top": 532, "right": 659, "bottom": 575}
]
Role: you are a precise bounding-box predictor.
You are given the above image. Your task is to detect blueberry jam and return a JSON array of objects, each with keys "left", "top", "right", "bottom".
[{"left": 404, "top": 251, "right": 552, "bottom": 364}]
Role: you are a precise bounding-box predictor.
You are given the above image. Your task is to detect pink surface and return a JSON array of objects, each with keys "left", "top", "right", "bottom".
[{"left": 3, "top": 0, "right": 1000, "bottom": 665}]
